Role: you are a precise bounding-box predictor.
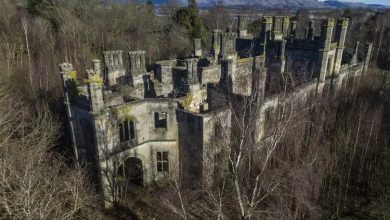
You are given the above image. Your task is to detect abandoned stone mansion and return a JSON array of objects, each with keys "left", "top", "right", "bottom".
[{"left": 60, "top": 15, "right": 372, "bottom": 204}]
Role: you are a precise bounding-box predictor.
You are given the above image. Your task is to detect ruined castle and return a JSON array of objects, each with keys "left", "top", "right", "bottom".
[{"left": 60, "top": 16, "right": 372, "bottom": 204}]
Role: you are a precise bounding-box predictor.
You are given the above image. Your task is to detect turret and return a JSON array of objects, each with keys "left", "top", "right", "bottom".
[
  {"left": 318, "top": 18, "right": 336, "bottom": 81},
  {"left": 87, "top": 60, "right": 104, "bottom": 113},
  {"left": 238, "top": 15, "right": 248, "bottom": 38},
  {"left": 103, "top": 50, "right": 125, "bottom": 87},
  {"left": 334, "top": 18, "right": 349, "bottom": 75}
]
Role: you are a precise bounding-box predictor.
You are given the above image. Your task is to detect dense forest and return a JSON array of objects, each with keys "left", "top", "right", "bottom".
[{"left": 0, "top": 0, "right": 389, "bottom": 219}]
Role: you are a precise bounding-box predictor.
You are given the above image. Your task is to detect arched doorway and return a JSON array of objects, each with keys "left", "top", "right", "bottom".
[{"left": 118, "top": 157, "right": 143, "bottom": 187}]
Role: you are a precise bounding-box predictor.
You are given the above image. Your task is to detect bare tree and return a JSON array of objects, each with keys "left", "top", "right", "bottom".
[{"left": 0, "top": 83, "right": 100, "bottom": 219}]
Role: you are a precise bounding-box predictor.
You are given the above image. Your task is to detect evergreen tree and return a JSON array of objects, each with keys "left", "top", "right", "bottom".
[{"left": 174, "top": 0, "right": 204, "bottom": 39}]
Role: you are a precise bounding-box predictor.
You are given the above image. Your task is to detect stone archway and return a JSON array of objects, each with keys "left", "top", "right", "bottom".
[{"left": 118, "top": 157, "right": 143, "bottom": 187}]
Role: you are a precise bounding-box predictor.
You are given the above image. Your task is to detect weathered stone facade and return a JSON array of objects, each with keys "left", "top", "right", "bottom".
[{"left": 60, "top": 15, "right": 372, "bottom": 206}]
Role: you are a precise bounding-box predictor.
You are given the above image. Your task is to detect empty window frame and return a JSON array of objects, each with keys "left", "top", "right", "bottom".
[
  {"left": 156, "top": 151, "right": 169, "bottom": 173},
  {"left": 214, "top": 123, "right": 223, "bottom": 138},
  {"left": 119, "top": 119, "right": 135, "bottom": 142},
  {"left": 154, "top": 112, "right": 167, "bottom": 129}
]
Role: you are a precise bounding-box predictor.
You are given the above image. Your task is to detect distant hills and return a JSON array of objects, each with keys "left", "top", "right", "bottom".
[
  {"left": 322, "top": 0, "right": 388, "bottom": 9},
  {"left": 191, "top": 0, "right": 324, "bottom": 8},
  {"left": 152, "top": 0, "right": 389, "bottom": 9}
]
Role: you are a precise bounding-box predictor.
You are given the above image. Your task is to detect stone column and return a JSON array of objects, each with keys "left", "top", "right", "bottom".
[
  {"left": 93, "top": 59, "right": 101, "bottom": 75},
  {"left": 186, "top": 58, "right": 199, "bottom": 84},
  {"left": 351, "top": 41, "right": 360, "bottom": 66},
  {"left": 282, "top": 16, "right": 290, "bottom": 37},
  {"left": 194, "top": 38, "right": 202, "bottom": 57},
  {"left": 59, "top": 62, "right": 79, "bottom": 163},
  {"left": 262, "top": 16, "right": 273, "bottom": 41},
  {"left": 109, "top": 52, "right": 114, "bottom": 67},
  {"left": 290, "top": 21, "right": 297, "bottom": 37},
  {"left": 118, "top": 51, "right": 123, "bottom": 66},
  {"left": 319, "top": 18, "right": 335, "bottom": 81},
  {"left": 87, "top": 61, "right": 104, "bottom": 113}
]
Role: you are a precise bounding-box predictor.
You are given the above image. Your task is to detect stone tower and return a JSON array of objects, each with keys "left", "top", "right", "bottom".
[
  {"left": 334, "top": 18, "right": 349, "bottom": 75},
  {"left": 87, "top": 60, "right": 104, "bottom": 113},
  {"left": 103, "top": 50, "right": 125, "bottom": 87},
  {"left": 319, "top": 18, "right": 335, "bottom": 81}
]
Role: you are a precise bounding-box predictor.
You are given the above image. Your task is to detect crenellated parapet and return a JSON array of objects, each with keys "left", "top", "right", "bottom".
[
  {"left": 128, "top": 50, "right": 147, "bottom": 76},
  {"left": 103, "top": 50, "right": 125, "bottom": 87}
]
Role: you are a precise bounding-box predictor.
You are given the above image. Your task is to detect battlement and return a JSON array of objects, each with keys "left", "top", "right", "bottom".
[
  {"left": 128, "top": 50, "right": 146, "bottom": 73},
  {"left": 103, "top": 50, "right": 123, "bottom": 68}
]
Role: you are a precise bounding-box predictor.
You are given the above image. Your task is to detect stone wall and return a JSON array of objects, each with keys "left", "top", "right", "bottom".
[{"left": 177, "top": 107, "right": 231, "bottom": 187}]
